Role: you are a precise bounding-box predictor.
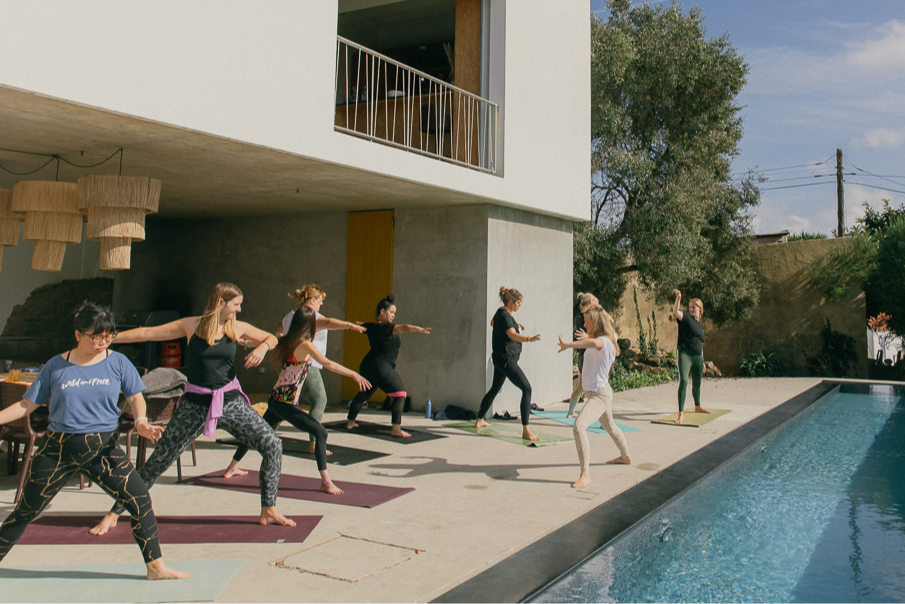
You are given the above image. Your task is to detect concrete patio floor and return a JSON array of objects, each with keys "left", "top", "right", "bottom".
[{"left": 0, "top": 377, "right": 822, "bottom": 602}]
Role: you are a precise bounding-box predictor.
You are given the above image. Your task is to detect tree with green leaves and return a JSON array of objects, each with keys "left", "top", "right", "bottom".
[{"left": 577, "top": 0, "right": 761, "bottom": 326}]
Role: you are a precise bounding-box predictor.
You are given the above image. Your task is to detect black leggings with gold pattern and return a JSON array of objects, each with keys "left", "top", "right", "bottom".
[{"left": 0, "top": 431, "right": 161, "bottom": 563}]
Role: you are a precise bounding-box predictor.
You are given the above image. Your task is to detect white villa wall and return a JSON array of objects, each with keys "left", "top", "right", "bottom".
[{"left": 0, "top": 0, "right": 589, "bottom": 221}]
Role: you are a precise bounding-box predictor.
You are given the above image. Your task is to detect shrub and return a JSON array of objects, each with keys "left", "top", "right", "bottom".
[
  {"left": 739, "top": 348, "right": 786, "bottom": 377},
  {"left": 788, "top": 232, "right": 827, "bottom": 241},
  {"left": 806, "top": 319, "right": 858, "bottom": 377},
  {"left": 610, "top": 360, "right": 676, "bottom": 392}
]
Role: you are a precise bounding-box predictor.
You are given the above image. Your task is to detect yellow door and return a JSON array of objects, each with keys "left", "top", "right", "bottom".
[{"left": 342, "top": 210, "right": 394, "bottom": 401}]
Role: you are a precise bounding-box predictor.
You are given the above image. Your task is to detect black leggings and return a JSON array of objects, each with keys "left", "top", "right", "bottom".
[
  {"left": 347, "top": 360, "right": 406, "bottom": 425},
  {"left": 478, "top": 358, "right": 533, "bottom": 426},
  {"left": 233, "top": 397, "right": 330, "bottom": 472},
  {"left": 0, "top": 431, "right": 161, "bottom": 564}
]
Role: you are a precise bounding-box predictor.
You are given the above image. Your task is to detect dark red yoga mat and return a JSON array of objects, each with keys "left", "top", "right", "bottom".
[
  {"left": 18, "top": 514, "right": 320, "bottom": 545},
  {"left": 183, "top": 470, "right": 414, "bottom": 508}
]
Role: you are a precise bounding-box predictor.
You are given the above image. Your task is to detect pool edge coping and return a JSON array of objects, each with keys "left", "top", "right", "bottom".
[{"left": 431, "top": 380, "right": 839, "bottom": 604}]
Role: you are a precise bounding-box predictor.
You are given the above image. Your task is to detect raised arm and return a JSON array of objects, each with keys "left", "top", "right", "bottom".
[
  {"left": 672, "top": 289, "right": 684, "bottom": 321},
  {"left": 115, "top": 318, "right": 198, "bottom": 344},
  {"left": 393, "top": 324, "right": 431, "bottom": 335},
  {"left": 235, "top": 322, "right": 278, "bottom": 369},
  {"left": 317, "top": 316, "right": 366, "bottom": 334},
  {"left": 507, "top": 328, "right": 540, "bottom": 344}
]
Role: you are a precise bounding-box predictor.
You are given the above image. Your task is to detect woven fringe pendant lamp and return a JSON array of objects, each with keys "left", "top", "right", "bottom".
[
  {"left": 0, "top": 188, "right": 26, "bottom": 271},
  {"left": 77, "top": 175, "right": 161, "bottom": 270},
  {"left": 10, "top": 181, "right": 82, "bottom": 272}
]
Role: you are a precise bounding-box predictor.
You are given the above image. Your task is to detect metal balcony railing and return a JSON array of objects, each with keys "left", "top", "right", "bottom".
[{"left": 335, "top": 36, "right": 498, "bottom": 174}]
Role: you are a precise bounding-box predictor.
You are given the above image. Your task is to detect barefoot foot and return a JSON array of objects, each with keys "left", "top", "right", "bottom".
[
  {"left": 676, "top": 412, "right": 684, "bottom": 425},
  {"left": 606, "top": 456, "right": 632, "bottom": 465},
  {"left": 146, "top": 559, "right": 191, "bottom": 580},
  {"left": 308, "top": 442, "right": 333, "bottom": 456},
  {"left": 475, "top": 419, "right": 492, "bottom": 429},
  {"left": 694, "top": 406, "right": 712, "bottom": 414},
  {"left": 222, "top": 461, "right": 248, "bottom": 479},
  {"left": 89, "top": 512, "right": 121, "bottom": 536},
  {"left": 390, "top": 426, "right": 411, "bottom": 438},
  {"left": 259, "top": 507, "right": 296, "bottom": 527},
  {"left": 572, "top": 474, "right": 591, "bottom": 489},
  {"left": 321, "top": 481, "right": 344, "bottom": 495},
  {"left": 522, "top": 428, "right": 540, "bottom": 442},
  {"left": 345, "top": 421, "right": 358, "bottom": 430}
]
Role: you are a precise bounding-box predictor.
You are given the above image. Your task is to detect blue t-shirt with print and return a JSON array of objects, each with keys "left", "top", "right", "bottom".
[{"left": 23, "top": 351, "right": 145, "bottom": 434}]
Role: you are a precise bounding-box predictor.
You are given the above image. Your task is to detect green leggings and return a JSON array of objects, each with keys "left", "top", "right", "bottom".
[{"left": 677, "top": 348, "right": 704, "bottom": 412}]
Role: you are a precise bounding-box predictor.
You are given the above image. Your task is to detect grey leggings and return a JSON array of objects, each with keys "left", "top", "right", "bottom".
[
  {"left": 110, "top": 393, "right": 283, "bottom": 513},
  {"left": 573, "top": 385, "right": 630, "bottom": 475}
]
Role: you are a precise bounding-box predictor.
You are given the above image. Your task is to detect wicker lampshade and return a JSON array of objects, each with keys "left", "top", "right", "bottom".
[
  {"left": 78, "top": 175, "right": 161, "bottom": 270},
  {"left": 0, "top": 188, "right": 25, "bottom": 271},
  {"left": 10, "top": 181, "right": 82, "bottom": 272}
]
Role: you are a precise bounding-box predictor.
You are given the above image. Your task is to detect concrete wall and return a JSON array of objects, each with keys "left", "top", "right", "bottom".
[
  {"left": 618, "top": 238, "right": 868, "bottom": 377},
  {"left": 113, "top": 212, "right": 350, "bottom": 395},
  {"left": 486, "top": 205, "right": 573, "bottom": 414},
  {"left": 393, "top": 205, "right": 490, "bottom": 410},
  {"left": 0, "top": 223, "right": 106, "bottom": 332},
  {"left": 0, "top": 0, "right": 590, "bottom": 221}
]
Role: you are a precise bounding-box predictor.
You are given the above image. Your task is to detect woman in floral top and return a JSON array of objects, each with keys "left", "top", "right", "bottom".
[{"left": 223, "top": 306, "right": 371, "bottom": 494}]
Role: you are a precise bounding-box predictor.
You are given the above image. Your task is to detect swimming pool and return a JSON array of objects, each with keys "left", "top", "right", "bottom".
[{"left": 530, "top": 384, "right": 905, "bottom": 603}]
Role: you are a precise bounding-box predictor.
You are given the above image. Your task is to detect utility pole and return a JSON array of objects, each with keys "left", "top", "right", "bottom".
[{"left": 836, "top": 148, "right": 845, "bottom": 237}]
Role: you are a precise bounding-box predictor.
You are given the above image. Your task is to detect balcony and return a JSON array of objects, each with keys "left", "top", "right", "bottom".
[{"left": 334, "top": 36, "right": 498, "bottom": 175}]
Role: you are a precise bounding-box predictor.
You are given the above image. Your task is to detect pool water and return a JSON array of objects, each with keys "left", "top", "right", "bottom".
[{"left": 533, "top": 385, "right": 905, "bottom": 603}]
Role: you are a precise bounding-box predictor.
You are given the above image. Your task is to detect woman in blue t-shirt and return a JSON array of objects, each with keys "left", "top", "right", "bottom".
[
  {"left": 475, "top": 287, "right": 542, "bottom": 441},
  {"left": 672, "top": 289, "right": 711, "bottom": 425},
  {"left": 0, "top": 303, "right": 189, "bottom": 580}
]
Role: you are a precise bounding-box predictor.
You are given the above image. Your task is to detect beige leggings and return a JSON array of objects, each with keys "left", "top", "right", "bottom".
[{"left": 573, "top": 385, "right": 630, "bottom": 475}]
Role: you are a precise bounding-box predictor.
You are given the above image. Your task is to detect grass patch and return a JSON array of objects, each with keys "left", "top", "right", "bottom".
[{"left": 610, "top": 362, "right": 677, "bottom": 392}]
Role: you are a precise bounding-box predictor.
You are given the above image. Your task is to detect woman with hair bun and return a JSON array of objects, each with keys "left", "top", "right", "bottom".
[
  {"left": 0, "top": 302, "right": 189, "bottom": 580},
  {"left": 270, "top": 284, "right": 365, "bottom": 457},
  {"left": 91, "top": 282, "right": 294, "bottom": 536},
  {"left": 345, "top": 294, "right": 431, "bottom": 438},
  {"left": 475, "top": 287, "right": 542, "bottom": 441}
]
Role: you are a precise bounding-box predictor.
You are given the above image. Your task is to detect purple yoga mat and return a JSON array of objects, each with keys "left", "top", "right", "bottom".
[
  {"left": 183, "top": 470, "right": 414, "bottom": 509},
  {"left": 18, "top": 514, "right": 320, "bottom": 545}
]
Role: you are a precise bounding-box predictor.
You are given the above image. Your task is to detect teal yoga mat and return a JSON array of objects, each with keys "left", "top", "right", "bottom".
[
  {"left": 531, "top": 409, "right": 642, "bottom": 433},
  {"left": 0, "top": 560, "right": 243, "bottom": 603}
]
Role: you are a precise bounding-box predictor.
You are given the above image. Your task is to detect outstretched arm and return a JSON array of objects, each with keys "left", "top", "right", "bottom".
[
  {"left": 115, "top": 318, "right": 197, "bottom": 344},
  {"left": 298, "top": 342, "right": 372, "bottom": 391},
  {"left": 393, "top": 324, "right": 431, "bottom": 335},
  {"left": 317, "top": 317, "right": 366, "bottom": 334},
  {"left": 672, "top": 289, "right": 684, "bottom": 321},
  {"left": 558, "top": 333, "right": 602, "bottom": 352}
]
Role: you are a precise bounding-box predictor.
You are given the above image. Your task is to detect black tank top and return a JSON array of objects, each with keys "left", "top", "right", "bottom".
[{"left": 182, "top": 334, "right": 238, "bottom": 406}]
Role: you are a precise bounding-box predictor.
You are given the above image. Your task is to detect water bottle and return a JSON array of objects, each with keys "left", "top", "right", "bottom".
[{"left": 425, "top": 399, "right": 432, "bottom": 419}]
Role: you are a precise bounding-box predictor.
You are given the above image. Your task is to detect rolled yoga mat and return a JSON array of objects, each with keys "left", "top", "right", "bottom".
[
  {"left": 17, "top": 514, "right": 320, "bottom": 545},
  {"left": 183, "top": 470, "right": 414, "bottom": 508},
  {"left": 321, "top": 420, "right": 447, "bottom": 444}
]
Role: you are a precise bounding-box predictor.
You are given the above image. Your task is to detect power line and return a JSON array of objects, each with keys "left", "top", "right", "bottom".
[
  {"left": 765, "top": 173, "right": 839, "bottom": 184},
  {"left": 847, "top": 181, "right": 905, "bottom": 197},
  {"left": 760, "top": 181, "right": 835, "bottom": 192}
]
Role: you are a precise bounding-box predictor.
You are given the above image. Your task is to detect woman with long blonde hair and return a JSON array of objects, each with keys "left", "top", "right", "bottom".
[
  {"left": 558, "top": 306, "right": 632, "bottom": 489},
  {"left": 566, "top": 292, "right": 601, "bottom": 418},
  {"left": 91, "top": 283, "right": 295, "bottom": 535}
]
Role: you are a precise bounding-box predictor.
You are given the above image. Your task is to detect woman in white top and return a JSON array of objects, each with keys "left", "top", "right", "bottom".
[
  {"left": 271, "top": 284, "right": 365, "bottom": 456},
  {"left": 558, "top": 306, "right": 632, "bottom": 489}
]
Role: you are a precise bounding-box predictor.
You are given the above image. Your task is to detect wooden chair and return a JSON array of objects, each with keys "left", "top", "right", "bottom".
[
  {"left": 0, "top": 381, "right": 48, "bottom": 503},
  {"left": 120, "top": 395, "right": 197, "bottom": 483}
]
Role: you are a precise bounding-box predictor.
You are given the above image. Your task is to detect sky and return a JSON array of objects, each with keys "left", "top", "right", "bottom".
[{"left": 588, "top": 0, "right": 905, "bottom": 236}]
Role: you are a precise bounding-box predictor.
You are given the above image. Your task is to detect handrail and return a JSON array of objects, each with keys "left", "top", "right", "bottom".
[{"left": 335, "top": 36, "right": 498, "bottom": 174}]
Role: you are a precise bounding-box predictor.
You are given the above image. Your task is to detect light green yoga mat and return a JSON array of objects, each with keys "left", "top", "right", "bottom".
[
  {"left": 446, "top": 422, "right": 572, "bottom": 447},
  {"left": 531, "top": 410, "right": 642, "bottom": 433},
  {"left": 652, "top": 408, "right": 731, "bottom": 427},
  {"left": 0, "top": 560, "right": 243, "bottom": 603}
]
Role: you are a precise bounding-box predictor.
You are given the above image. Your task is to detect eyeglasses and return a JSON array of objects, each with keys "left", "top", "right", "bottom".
[{"left": 81, "top": 332, "right": 117, "bottom": 344}]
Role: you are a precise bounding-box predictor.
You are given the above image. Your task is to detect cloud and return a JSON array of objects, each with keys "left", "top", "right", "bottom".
[
  {"left": 851, "top": 127, "right": 905, "bottom": 149},
  {"left": 845, "top": 21, "right": 905, "bottom": 71}
]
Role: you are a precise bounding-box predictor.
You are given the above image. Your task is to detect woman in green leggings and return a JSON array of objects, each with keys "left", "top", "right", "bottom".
[{"left": 672, "top": 289, "right": 711, "bottom": 425}]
